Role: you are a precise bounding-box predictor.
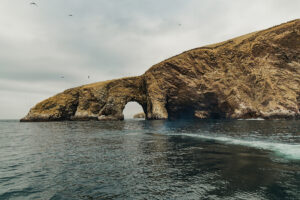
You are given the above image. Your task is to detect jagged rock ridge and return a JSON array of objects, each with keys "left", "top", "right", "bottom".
[{"left": 21, "top": 19, "right": 300, "bottom": 121}]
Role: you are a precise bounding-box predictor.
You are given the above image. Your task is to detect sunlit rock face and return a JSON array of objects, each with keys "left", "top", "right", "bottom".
[{"left": 21, "top": 19, "right": 300, "bottom": 122}]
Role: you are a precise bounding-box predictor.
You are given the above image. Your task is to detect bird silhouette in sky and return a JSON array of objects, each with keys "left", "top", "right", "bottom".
[
  {"left": 69, "top": 14, "right": 73, "bottom": 17},
  {"left": 88, "top": 75, "right": 90, "bottom": 79},
  {"left": 30, "top": 2, "right": 37, "bottom": 6},
  {"left": 60, "top": 76, "right": 64, "bottom": 79}
]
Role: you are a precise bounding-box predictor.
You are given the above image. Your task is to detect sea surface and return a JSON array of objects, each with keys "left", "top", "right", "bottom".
[{"left": 0, "top": 119, "right": 300, "bottom": 200}]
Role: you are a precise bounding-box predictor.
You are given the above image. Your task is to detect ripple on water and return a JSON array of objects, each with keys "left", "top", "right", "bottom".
[{"left": 0, "top": 120, "right": 299, "bottom": 199}]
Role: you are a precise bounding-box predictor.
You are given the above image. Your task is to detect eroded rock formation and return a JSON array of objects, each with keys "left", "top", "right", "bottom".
[{"left": 21, "top": 19, "right": 300, "bottom": 122}]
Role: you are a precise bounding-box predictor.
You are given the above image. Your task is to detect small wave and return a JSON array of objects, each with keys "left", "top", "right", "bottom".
[{"left": 175, "top": 133, "right": 300, "bottom": 160}]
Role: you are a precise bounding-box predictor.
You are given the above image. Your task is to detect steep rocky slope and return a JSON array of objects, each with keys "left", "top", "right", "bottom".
[{"left": 21, "top": 19, "right": 300, "bottom": 121}]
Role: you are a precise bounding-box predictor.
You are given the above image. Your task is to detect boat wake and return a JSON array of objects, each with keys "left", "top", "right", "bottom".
[{"left": 171, "top": 133, "right": 300, "bottom": 160}]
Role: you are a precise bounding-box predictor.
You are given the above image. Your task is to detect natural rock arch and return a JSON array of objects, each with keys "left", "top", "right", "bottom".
[
  {"left": 76, "top": 76, "right": 150, "bottom": 121},
  {"left": 123, "top": 101, "right": 145, "bottom": 119},
  {"left": 21, "top": 76, "right": 168, "bottom": 121}
]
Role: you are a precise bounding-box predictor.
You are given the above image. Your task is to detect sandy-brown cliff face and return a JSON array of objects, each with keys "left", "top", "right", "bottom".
[{"left": 21, "top": 19, "right": 300, "bottom": 122}]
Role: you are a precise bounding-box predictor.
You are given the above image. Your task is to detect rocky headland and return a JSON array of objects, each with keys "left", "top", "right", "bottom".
[{"left": 21, "top": 19, "right": 300, "bottom": 122}]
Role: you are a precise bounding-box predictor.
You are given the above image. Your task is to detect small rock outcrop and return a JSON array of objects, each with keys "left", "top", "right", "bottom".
[
  {"left": 133, "top": 112, "right": 146, "bottom": 119},
  {"left": 21, "top": 19, "right": 300, "bottom": 122}
]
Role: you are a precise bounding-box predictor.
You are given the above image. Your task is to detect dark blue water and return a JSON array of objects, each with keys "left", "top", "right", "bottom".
[{"left": 0, "top": 119, "right": 299, "bottom": 200}]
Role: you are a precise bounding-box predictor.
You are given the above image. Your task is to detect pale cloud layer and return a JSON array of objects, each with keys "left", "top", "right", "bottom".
[{"left": 0, "top": 0, "right": 299, "bottom": 119}]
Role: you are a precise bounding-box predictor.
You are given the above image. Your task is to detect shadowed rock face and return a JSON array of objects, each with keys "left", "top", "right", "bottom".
[{"left": 21, "top": 19, "right": 300, "bottom": 122}]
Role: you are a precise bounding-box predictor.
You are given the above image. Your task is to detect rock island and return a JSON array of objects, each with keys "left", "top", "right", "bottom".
[{"left": 21, "top": 19, "right": 300, "bottom": 121}]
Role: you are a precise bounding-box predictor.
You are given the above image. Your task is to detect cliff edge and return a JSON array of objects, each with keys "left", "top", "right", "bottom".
[{"left": 21, "top": 19, "right": 300, "bottom": 121}]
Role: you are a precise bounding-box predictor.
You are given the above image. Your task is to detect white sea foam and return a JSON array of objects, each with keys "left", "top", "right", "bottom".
[{"left": 174, "top": 133, "right": 300, "bottom": 160}]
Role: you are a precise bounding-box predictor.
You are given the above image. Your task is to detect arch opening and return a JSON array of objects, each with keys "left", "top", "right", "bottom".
[{"left": 123, "top": 101, "right": 145, "bottom": 119}]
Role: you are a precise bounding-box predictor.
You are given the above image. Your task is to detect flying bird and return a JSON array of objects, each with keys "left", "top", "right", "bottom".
[
  {"left": 88, "top": 75, "right": 90, "bottom": 79},
  {"left": 69, "top": 14, "right": 73, "bottom": 17},
  {"left": 60, "top": 76, "right": 64, "bottom": 78},
  {"left": 30, "top": 2, "right": 37, "bottom": 6}
]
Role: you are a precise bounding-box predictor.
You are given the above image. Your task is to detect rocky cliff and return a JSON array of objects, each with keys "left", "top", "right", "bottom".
[{"left": 21, "top": 19, "right": 300, "bottom": 122}]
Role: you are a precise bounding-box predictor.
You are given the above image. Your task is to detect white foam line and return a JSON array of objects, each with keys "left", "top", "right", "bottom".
[{"left": 172, "top": 133, "right": 300, "bottom": 160}]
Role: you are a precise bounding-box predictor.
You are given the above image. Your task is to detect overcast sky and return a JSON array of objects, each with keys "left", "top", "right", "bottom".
[{"left": 0, "top": 0, "right": 299, "bottom": 119}]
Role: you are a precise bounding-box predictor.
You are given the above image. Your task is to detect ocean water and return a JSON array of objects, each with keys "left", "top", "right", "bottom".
[{"left": 0, "top": 119, "right": 299, "bottom": 200}]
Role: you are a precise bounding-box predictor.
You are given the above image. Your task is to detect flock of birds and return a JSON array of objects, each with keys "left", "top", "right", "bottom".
[
  {"left": 30, "top": 2, "right": 91, "bottom": 80},
  {"left": 29, "top": 1, "right": 181, "bottom": 80},
  {"left": 30, "top": 2, "right": 73, "bottom": 16}
]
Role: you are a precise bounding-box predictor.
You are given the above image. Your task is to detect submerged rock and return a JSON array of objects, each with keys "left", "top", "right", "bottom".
[
  {"left": 133, "top": 112, "right": 146, "bottom": 119},
  {"left": 21, "top": 19, "right": 300, "bottom": 122}
]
